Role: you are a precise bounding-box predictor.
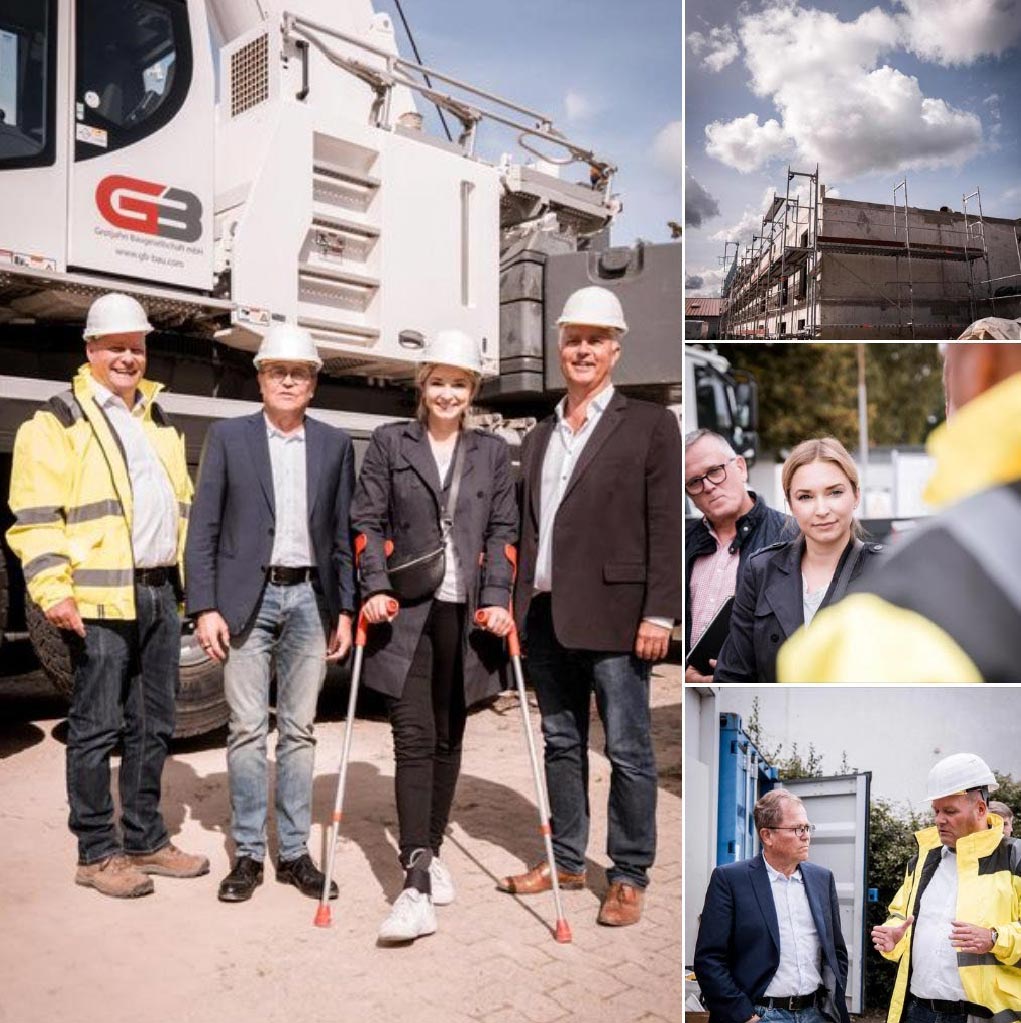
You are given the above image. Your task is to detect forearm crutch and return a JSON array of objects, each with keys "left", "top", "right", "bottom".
[
  {"left": 314, "top": 535, "right": 397, "bottom": 927},
  {"left": 475, "top": 544, "right": 572, "bottom": 943}
]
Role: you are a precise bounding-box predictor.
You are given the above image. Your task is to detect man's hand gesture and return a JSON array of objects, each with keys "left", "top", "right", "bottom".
[{"left": 872, "top": 915, "right": 914, "bottom": 952}]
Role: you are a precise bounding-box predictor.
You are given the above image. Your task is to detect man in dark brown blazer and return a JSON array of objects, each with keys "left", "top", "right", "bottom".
[{"left": 497, "top": 286, "right": 683, "bottom": 926}]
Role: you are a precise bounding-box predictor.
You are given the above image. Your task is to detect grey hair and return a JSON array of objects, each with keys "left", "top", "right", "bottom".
[
  {"left": 754, "top": 789, "right": 805, "bottom": 833},
  {"left": 989, "top": 800, "right": 1013, "bottom": 822},
  {"left": 685, "top": 428, "right": 737, "bottom": 458}
]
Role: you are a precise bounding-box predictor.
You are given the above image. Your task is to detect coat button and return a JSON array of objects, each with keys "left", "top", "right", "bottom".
[
  {"left": 477, "top": 490, "right": 484, "bottom": 498},
  {"left": 268, "top": 528, "right": 274, "bottom": 536},
  {"left": 770, "top": 633, "right": 779, "bottom": 643}
]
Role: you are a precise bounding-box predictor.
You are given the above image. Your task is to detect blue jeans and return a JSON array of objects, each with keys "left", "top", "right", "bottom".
[
  {"left": 754, "top": 1006, "right": 826, "bottom": 1023},
  {"left": 224, "top": 581, "right": 327, "bottom": 862},
  {"left": 67, "top": 579, "right": 179, "bottom": 864},
  {"left": 524, "top": 595, "right": 657, "bottom": 887},
  {"left": 905, "top": 998, "right": 970, "bottom": 1023}
]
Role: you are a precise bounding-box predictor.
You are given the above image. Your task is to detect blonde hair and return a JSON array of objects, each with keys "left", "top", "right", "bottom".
[
  {"left": 781, "top": 437, "right": 865, "bottom": 540},
  {"left": 415, "top": 362, "right": 481, "bottom": 424}
]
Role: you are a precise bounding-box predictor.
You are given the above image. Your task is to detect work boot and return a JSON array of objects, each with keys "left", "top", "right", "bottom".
[
  {"left": 128, "top": 843, "right": 210, "bottom": 878},
  {"left": 75, "top": 854, "right": 154, "bottom": 899},
  {"left": 276, "top": 853, "right": 338, "bottom": 900},
  {"left": 378, "top": 888, "right": 437, "bottom": 943},
  {"left": 496, "top": 860, "right": 586, "bottom": 895},
  {"left": 597, "top": 881, "right": 644, "bottom": 926},
  {"left": 429, "top": 856, "right": 455, "bottom": 906},
  {"left": 218, "top": 857, "right": 264, "bottom": 903}
]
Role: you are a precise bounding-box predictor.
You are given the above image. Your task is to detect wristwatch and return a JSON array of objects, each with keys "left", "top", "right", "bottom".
[{"left": 990, "top": 928, "right": 999, "bottom": 946}]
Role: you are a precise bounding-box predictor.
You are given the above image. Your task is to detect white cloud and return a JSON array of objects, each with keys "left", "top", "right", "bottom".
[
  {"left": 896, "top": 0, "right": 1021, "bottom": 66},
  {"left": 685, "top": 171, "right": 721, "bottom": 228},
  {"left": 704, "top": 0, "right": 986, "bottom": 179},
  {"left": 705, "top": 113, "right": 791, "bottom": 174},
  {"left": 652, "top": 120, "right": 683, "bottom": 188},
  {"left": 709, "top": 206, "right": 765, "bottom": 247},
  {"left": 688, "top": 25, "right": 740, "bottom": 72},
  {"left": 685, "top": 266, "right": 726, "bottom": 297},
  {"left": 564, "top": 90, "right": 596, "bottom": 122}
]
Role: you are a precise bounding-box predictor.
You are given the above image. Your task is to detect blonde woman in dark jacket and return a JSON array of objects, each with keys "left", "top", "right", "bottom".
[
  {"left": 715, "top": 437, "right": 885, "bottom": 684},
  {"left": 351, "top": 330, "right": 517, "bottom": 943}
]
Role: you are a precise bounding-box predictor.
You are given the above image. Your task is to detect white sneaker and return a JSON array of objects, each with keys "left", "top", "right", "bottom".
[
  {"left": 429, "top": 857, "right": 455, "bottom": 906},
  {"left": 378, "top": 888, "right": 437, "bottom": 943}
]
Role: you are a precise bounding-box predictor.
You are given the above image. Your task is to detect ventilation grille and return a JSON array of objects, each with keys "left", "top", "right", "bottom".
[{"left": 230, "top": 34, "right": 269, "bottom": 118}]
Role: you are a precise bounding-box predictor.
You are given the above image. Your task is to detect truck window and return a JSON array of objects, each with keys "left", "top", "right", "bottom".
[
  {"left": 74, "top": 0, "right": 191, "bottom": 161},
  {"left": 0, "top": 0, "right": 57, "bottom": 169}
]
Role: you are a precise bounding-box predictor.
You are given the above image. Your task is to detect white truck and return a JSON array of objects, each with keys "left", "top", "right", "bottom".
[
  {"left": 682, "top": 344, "right": 759, "bottom": 463},
  {"left": 0, "top": 0, "right": 681, "bottom": 732}
]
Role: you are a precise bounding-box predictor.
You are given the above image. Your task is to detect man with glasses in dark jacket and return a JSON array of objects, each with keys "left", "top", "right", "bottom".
[{"left": 685, "top": 429, "right": 789, "bottom": 683}]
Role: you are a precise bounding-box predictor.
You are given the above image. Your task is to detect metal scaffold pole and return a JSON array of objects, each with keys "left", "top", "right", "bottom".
[{"left": 893, "top": 179, "right": 916, "bottom": 340}]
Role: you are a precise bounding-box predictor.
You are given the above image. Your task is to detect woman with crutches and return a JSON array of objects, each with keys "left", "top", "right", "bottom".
[{"left": 350, "top": 330, "right": 517, "bottom": 943}]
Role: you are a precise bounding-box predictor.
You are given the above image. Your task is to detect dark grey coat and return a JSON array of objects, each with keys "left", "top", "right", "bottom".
[
  {"left": 714, "top": 535, "right": 885, "bottom": 684},
  {"left": 349, "top": 420, "right": 518, "bottom": 705}
]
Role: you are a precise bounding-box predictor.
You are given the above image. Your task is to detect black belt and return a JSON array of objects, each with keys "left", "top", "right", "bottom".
[
  {"left": 909, "top": 996, "right": 991, "bottom": 1019},
  {"left": 758, "top": 991, "right": 820, "bottom": 1012},
  {"left": 267, "top": 566, "right": 317, "bottom": 586},
  {"left": 135, "top": 566, "right": 175, "bottom": 587}
]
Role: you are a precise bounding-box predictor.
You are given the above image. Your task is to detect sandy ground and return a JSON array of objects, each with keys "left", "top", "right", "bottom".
[{"left": 0, "top": 642, "right": 681, "bottom": 1023}]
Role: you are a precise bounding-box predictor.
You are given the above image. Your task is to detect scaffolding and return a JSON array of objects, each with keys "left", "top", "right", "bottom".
[{"left": 719, "top": 172, "right": 1021, "bottom": 339}]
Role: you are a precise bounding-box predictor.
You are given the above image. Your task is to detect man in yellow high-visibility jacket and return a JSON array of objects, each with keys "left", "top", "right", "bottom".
[
  {"left": 6, "top": 293, "right": 207, "bottom": 899},
  {"left": 871, "top": 753, "right": 1021, "bottom": 1023},
  {"left": 779, "top": 343, "right": 1021, "bottom": 682}
]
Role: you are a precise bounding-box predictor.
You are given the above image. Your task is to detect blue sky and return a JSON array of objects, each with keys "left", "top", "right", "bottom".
[
  {"left": 685, "top": 0, "right": 1021, "bottom": 295},
  {"left": 374, "top": 0, "right": 682, "bottom": 246}
]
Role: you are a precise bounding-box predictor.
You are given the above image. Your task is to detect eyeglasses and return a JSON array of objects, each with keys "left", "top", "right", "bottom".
[
  {"left": 685, "top": 458, "right": 735, "bottom": 495},
  {"left": 263, "top": 366, "right": 314, "bottom": 383},
  {"left": 769, "top": 824, "right": 817, "bottom": 838}
]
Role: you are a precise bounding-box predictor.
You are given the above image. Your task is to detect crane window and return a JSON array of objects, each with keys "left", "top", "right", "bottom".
[
  {"left": 75, "top": 0, "right": 191, "bottom": 160},
  {"left": 0, "top": 0, "right": 57, "bottom": 169}
]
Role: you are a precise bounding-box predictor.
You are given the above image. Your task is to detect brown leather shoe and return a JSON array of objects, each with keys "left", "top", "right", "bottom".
[
  {"left": 128, "top": 843, "right": 210, "bottom": 878},
  {"left": 496, "top": 861, "right": 586, "bottom": 894},
  {"left": 75, "top": 854, "right": 154, "bottom": 898},
  {"left": 597, "top": 881, "right": 644, "bottom": 926}
]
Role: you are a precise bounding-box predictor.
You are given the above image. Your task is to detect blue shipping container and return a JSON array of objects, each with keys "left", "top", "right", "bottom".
[{"left": 717, "top": 712, "right": 779, "bottom": 865}]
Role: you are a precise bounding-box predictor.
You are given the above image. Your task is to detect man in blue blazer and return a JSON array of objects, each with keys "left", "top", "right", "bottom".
[
  {"left": 694, "top": 790, "right": 851, "bottom": 1023},
  {"left": 185, "top": 324, "right": 356, "bottom": 903}
]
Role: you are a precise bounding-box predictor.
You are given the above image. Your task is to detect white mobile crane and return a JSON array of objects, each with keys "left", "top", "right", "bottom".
[{"left": 0, "top": 0, "right": 681, "bottom": 732}]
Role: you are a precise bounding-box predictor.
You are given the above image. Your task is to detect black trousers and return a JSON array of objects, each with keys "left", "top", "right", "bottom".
[{"left": 386, "top": 600, "right": 467, "bottom": 862}]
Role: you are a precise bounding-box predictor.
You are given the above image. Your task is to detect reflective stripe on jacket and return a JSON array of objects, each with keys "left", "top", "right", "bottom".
[
  {"left": 6, "top": 366, "right": 192, "bottom": 619},
  {"left": 881, "top": 815, "right": 1021, "bottom": 1023}
]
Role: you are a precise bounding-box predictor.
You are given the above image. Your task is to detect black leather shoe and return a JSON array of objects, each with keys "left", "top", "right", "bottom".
[
  {"left": 218, "top": 857, "right": 264, "bottom": 902},
  {"left": 276, "top": 853, "right": 338, "bottom": 900}
]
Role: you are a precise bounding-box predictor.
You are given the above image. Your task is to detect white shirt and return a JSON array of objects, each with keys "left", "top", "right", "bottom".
[
  {"left": 91, "top": 380, "right": 178, "bottom": 569},
  {"left": 265, "top": 415, "right": 314, "bottom": 567},
  {"left": 802, "top": 575, "right": 828, "bottom": 627},
  {"left": 910, "top": 847, "right": 967, "bottom": 1001},
  {"left": 431, "top": 444, "right": 465, "bottom": 602},
  {"left": 763, "top": 859, "right": 825, "bottom": 997},
  {"left": 534, "top": 385, "right": 616, "bottom": 593}
]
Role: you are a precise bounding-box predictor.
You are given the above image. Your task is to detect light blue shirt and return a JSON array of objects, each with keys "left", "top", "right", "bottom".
[
  {"left": 265, "top": 415, "right": 313, "bottom": 567},
  {"left": 534, "top": 385, "right": 616, "bottom": 592},
  {"left": 763, "top": 858, "right": 824, "bottom": 997}
]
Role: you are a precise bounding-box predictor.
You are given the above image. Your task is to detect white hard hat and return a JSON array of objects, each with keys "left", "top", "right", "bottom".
[
  {"left": 83, "top": 293, "right": 153, "bottom": 340},
  {"left": 926, "top": 753, "right": 998, "bottom": 802},
  {"left": 253, "top": 323, "right": 323, "bottom": 370},
  {"left": 420, "top": 329, "right": 483, "bottom": 375},
  {"left": 556, "top": 286, "right": 628, "bottom": 334}
]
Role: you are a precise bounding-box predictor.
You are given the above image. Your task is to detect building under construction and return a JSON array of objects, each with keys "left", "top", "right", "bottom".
[{"left": 719, "top": 168, "right": 1021, "bottom": 339}]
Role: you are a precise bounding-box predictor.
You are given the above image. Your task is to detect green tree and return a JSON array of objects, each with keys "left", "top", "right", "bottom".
[{"left": 715, "top": 342, "right": 944, "bottom": 454}]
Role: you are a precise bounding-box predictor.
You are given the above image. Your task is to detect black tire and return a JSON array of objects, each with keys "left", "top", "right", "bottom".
[
  {"left": 26, "top": 598, "right": 75, "bottom": 697},
  {"left": 0, "top": 554, "right": 8, "bottom": 651},
  {"left": 26, "top": 602, "right": 229, "bottom": 738}
]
